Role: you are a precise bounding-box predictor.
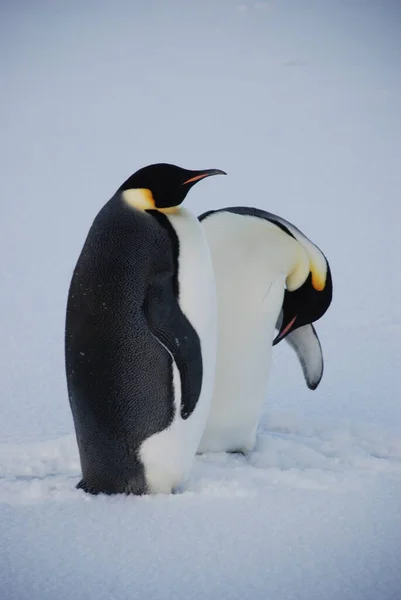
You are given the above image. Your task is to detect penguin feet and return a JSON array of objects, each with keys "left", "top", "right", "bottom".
[
  {"left": 76, "top": 477, "right": 147, "bottom": 496},
  {"left": 76, "top": 479, "right": 101, "bottom": 495}
]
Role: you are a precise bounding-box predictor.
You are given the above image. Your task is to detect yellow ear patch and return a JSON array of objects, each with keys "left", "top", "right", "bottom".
[
  {"left": 121, "top": 189, "right": 180, "bottom": 214},
  {"left": 121, "top": 188, "right": 156, "bottom": 211},
  {"left": 159, "top": 206, "right": 180, "bottom": 214},
  {"left": 310, "top": 262, "right": 326, "bottom": 291}
]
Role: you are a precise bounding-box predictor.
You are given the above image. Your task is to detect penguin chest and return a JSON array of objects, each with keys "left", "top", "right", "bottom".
[
  {"left": 139, "top": 208, "right": 217, "bottom": 492},
  {"left": 199, "top": 279, "right": 285, "bottom": 454},
  {"left": 198, "top": 224, "right": 288, "bottom": 453}
]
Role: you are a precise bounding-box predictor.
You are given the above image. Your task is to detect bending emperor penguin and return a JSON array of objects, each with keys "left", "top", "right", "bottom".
[
  {"left": 65, "top": 163, "right": 225, "bottom": 495},
  {"left": 197, "top": 207, "right": 332, "bottom": 454}
]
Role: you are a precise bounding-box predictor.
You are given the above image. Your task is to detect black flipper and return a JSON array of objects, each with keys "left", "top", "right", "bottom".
[
  {"left": 144, "top": 278, "right": 203, "bottom": 420},
  {"left": 276, "top": 310, "right": 324, "bottom": 390}
]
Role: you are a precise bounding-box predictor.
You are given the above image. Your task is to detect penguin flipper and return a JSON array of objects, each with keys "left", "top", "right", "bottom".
[
  {"left": 144, "top": 280, "right": 203, "bottom": 420},
  {"left": 282, "top": 323, "right": 324, "bottom": 390}
]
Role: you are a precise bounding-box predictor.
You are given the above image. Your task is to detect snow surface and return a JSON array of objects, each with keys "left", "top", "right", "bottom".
[{"left": 1, "top": 1, "right": 401, "bottom": 599}]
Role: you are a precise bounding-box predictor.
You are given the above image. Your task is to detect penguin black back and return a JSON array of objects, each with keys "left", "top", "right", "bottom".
[{"left": 66, "top": 200, "right": 176, "bottom": 494}]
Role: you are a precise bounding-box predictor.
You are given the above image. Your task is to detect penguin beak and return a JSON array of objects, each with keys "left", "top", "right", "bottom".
[
  {"left": 182, "top": 169, "right": 227, "bottom": 186},
  {"left": 273, "top": 314, "right": 298, "bottom": 346}
]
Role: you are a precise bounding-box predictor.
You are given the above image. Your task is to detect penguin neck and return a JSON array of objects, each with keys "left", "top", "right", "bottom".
[
  {"left": 120, "top": 188, "right": 180, "bottom": 214},
  {"left": 258, "top": 220, "right": 308, "bottom": 287},
  {"left": 281, "top": 225, "right": 328, "bottom": 292}
]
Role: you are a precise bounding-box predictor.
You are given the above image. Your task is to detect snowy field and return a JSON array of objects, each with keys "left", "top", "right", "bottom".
[{"left": 1, "top": 1, "right": 401, "bottom": 599}]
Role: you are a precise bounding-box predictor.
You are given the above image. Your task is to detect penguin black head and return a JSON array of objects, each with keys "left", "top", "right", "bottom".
[
  {"left": 119, "top": 163, "right": 226, "bottom": 212},
  {"left": 273, "top": 260, "right": 332, "bottom": 345}
]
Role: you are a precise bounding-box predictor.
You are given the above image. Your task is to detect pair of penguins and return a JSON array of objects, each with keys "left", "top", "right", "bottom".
[{"left": 65, "top": 163, "right": 332, "bottom": 496}]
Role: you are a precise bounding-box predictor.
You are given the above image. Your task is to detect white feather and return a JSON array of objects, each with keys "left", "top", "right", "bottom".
[
  {"left": 198, "top": 211, "right": 308, "bottom": 454},
  {"left": 140, "top": 208, "right": 217, "bottom": 493}
]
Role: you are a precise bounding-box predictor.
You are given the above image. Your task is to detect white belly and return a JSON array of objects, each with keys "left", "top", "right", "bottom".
[
  {"left": 198, "top": 277, "right": 285, "bottom": 453},
  {"left": 198, "top": 212, "right": 296, "bottom": 454},
  {"left": 140, "top": 208, "right": 217, "bottom": 492}
]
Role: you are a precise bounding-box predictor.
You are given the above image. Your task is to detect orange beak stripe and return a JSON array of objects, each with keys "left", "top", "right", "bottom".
[
  {"left": 278, "top": 314, "right": 297, "bottom": 340},
  {"left": 182, "top": 173, "right": 211, "bottom": 185}
]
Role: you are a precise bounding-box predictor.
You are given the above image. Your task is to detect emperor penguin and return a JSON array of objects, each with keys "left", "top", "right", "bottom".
[
  {"left": 65, "top": 163, "right": 225, "bottom": 494},
  {"left": 197, "top": 206, "right": 332, "bottom": 454}
]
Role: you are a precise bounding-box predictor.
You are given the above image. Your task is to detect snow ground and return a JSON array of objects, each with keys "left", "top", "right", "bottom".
[
  {"left": 1, "top": 413, "right": 401, "bottom": 600},
  {"left": 1, "top": 1, "right": 401, "bottom": 599}
]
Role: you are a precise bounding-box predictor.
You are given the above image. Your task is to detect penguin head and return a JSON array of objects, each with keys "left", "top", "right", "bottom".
[
  {"left": 119, "top": 163, "right": 226, "bottom": 212},
  {"left": 273, "top": 257, "right": 332, "bottom": 345}
]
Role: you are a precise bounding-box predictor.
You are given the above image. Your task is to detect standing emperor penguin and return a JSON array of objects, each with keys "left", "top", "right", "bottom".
[
  {"left": 197, "top": 207, "right": 332, "bottom": 454},
  {"left": 65, "top": 163, "right": 225, "bottom": 494}
]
